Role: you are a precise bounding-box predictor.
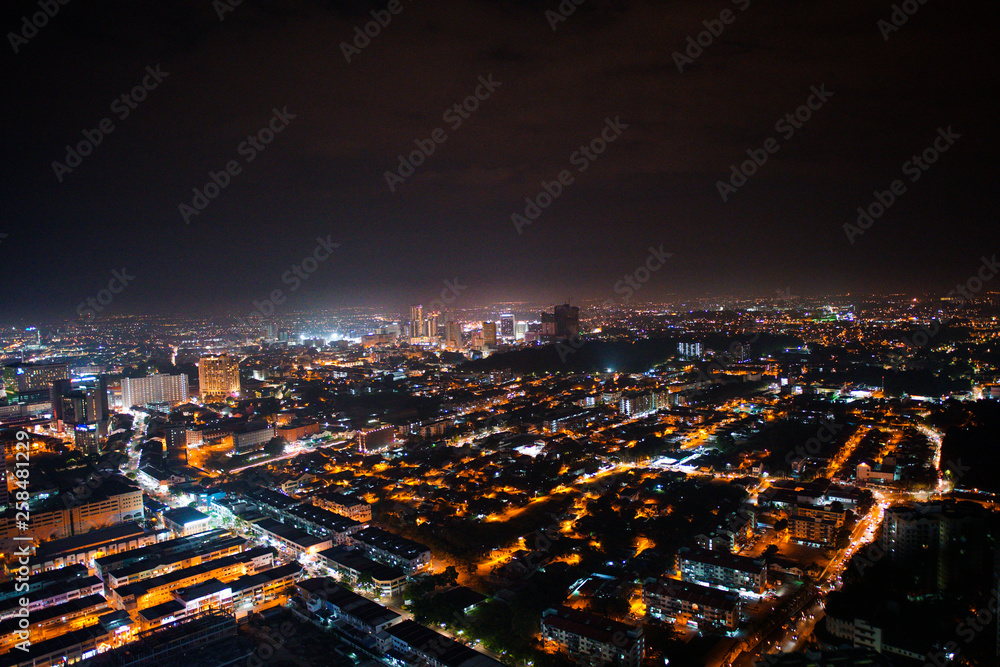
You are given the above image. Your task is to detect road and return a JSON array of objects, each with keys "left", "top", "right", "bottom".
[{"left": 719, "top": 496, "right": 887, "bottom": 667}]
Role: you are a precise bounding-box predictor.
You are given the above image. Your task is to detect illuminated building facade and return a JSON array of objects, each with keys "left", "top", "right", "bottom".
[
  {"left": 121, "top": 373, "right": 189, "bottom": 408},
  {"left": 198, "top": 354, "right": 240, "bottom": 402}
]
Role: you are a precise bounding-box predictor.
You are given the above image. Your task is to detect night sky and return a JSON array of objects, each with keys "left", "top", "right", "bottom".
[{"left": 3, "top": 0, "right": 997, "bottom": 320}]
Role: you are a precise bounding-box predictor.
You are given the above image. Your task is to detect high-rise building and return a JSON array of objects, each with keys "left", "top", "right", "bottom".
[
  {"left": 121, "top": 373, "right": 189, "bottom": 408},
  {"left": 409, "top": 305, "right": 424, "bottom": 340},
  {"left": 499, "top": 313, "right": 515, "bottom": 341},
  {"left": 198, "top": 354, "right": 240, "bottom": 403},
  {"left": 482, "top": 321, "right": 497, "bottom": 347},
  {"left": 445, "top": 321, "right": 462, "bottom": 348},
  {"left": 540, "top": 304, "right": 580, "bottom": 342},
  {"left": 515, "top": 320, "right": 528, "bottom": 340},
  {"left": 54, "top": 377, "right": 109, "bottom": 454},
  {"left": 2, "top": 362, "right": 69, "bottom": 401},
  {"left": 425, "top": 312, "right": 439, "bottom": 339},
  {"left": 678, "top": 341, "right": 702, "bottom": 359},
  {"left": 880, "top": 501, "right": 989, "bottom": 591}
]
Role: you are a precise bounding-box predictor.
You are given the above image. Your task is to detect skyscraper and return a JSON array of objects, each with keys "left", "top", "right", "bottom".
[
  {"left": 500, "top": 313, "right": 515, "bottom": 342},
  {"left": 482, "top": 321, "right": 497, "bottom": 347},
  {"left": 425, "top": 312, "right": 439, "bottom": 339},
  {"left": 410, "top": 305, "right": 424, "bottom": 339},
  {"left": 56, "top": 377, "right": 109, "bottom": 455},
  {"left": 541, "top": 304, "right": 580, "bottom": 342},
  {"left": 446, "top": 321, "right": 462, "bottom": 348},
  {"left": 198, "top": 354, "right": 240, "bottom": 402}
]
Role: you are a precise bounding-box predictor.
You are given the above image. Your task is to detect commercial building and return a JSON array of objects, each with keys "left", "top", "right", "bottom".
[
  {"left": 24, "top": 522, "right": 168, "bottom": 575},
  {"left": 198, "top": 354, "right": 240, "bottom": 402},
  {"left": 676, "top": 547, "right": 767, "bottom": 594},
  {"left": 499, "top": 313, "right": 515, "bottom": 341},
  {"left": 0, "top": 476, "right": 143, "bottom": 542},
  {"left": 352, "top": 527, "right": 431, "bottom": 573},
  {"left": 277, "top": 419, "right": 320, "bottom": 442},
  {"left": 93, "top": 529, "right": 240, "bottom": 584},
  {"left": 0, "top": 594, "right": 108, "bottom": 654},
  {"left": 541, "top": 607, "right": 644, "bottom": 667},
  {"left": 643, "top": 578, "right": 742, "bottom": 631},
  {"left": 52, "top": 376, "right": 109, "bottom": 453},
  {"left": 162, "top": 507, "right": 212, "bottom": 538},
  {"left": 297, "top": 578, "right": 401, "bottom": 639},
  {"left": 313, "top": 491, "right": 372, "bottom": 522},
  {"left": 164, "top": 422, "right": 187, "bottom": 463},
  {"left": 856, "top": 462, "right": 898, "bottom": 484},
  {"left": 2, "top": 362, "right": 69, "bottom": 401},
  {"left": 540, "top": 304, "right": 579, "bottom": 342},
  {"left": 482, "top": 321, "right": 497, "bottom": 347},
  {"left": 0, "top": 564, "right": 104, "bottom": 621},
  {"left": 110, "top": 546, "right": 275, "bottom": 611},
  {"left": 317, "top": 547, "right": 407, "bottom": 597},
  {"left": 410, "top": 305, "right": 424, "bottom": 340},
  {"left": 358, "top": 425, "right": 394, "bottom": 452},
  {"left": 101, "top": 534, "right": 246, "bottom": 590},
  {"left": 285, "top": 503, "right": 363, "bottom": 543},
  {"left": 231, "top": 420, "right": 275, "bottom": 454},
  {"left": 121, "top": 373, "right": 189, "bottom": 408},
  {"left": 250, "top": 517, "right": 333, "bottom": 557},
  {"left": 384, "top": 619, "right": 506, "bottom": 667}
]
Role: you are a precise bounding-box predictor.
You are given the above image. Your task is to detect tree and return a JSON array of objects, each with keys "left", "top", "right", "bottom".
[
  {"left": 263, "top": 436, "right": 287, "bottom": 457},
  {"left": 437, "top": 565, "right": 459, "bottom": 587}
]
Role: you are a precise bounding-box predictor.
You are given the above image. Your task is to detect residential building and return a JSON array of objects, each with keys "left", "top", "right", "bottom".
[
  {"left": 676, "top": 547, "right": 767, "bottom": 594},
  {"left": 121, "top": 373, "right": 189, "bottom": 408},
  {"left": 541, "top": 607, "right": 644, "bottom": 667},
  {"left": 643, "top": 578, "right": 742, "bottom": 631}
]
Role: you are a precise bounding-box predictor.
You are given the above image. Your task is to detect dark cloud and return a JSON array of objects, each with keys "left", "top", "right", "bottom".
[{"left": 2, "top": 0, "right": 997, "bottom": 320}]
